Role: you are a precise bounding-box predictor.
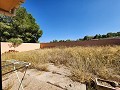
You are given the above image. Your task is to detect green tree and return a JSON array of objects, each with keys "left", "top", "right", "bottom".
[
  {"left": 52, "top": 40, "right": 58, "bottom": 43},
  {"left": 101, "top": 34, "right": 107, "bottom": 38},
  {"left": 0, "top": 7, "right": 43, "bottom": 43},
  {"left": 59, "top": 40, "right": 65, "bottom": 42},
  {"left": 93, "top": 34, "right": 99, "bottom": 39},
  {"left": 107, "top": 32, "right": 113, "bottom": 37},
  {"left": 83, "top": 36, "right": 93, "bottom": 40},
  {"left": 83, "top": 36, "right": 88, "bottom": 40},
  {"left": 8, "top": 38, "right": 23, "bottom": 50},
  {"left": 76, "top": 38, "right": 83, "bottom": 41},
  {"left": 66, "top": 39, "right": 71, "bottom": 42},
  {"left": 117, "top": 32, "right": 120, "bottom": 36}
]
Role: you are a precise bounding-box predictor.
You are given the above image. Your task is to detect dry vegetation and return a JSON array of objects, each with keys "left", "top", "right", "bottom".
[{"left": 2, "top": 45, "right": 120, "bottom": 83}]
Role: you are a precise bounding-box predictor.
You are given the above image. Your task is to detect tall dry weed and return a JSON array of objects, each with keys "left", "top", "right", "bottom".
[{"left": 2, "top": 45, "right": 120, "bottom": 83}]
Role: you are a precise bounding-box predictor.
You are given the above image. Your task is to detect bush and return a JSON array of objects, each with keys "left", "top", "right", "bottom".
[{"left": 8, "top": 38, "right": 23, "bottom": 48}]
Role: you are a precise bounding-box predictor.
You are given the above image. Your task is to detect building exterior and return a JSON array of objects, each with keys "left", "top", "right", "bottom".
[{"left": 0, "top": 0, "right": 25, "bottom": 16}]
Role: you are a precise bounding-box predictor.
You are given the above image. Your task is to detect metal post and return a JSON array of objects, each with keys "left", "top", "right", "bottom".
[
  {"left": 13, "top": 64, "right": 24, "bottom": 90},
  {"left": 18, "top": 66, "right": 28, "bottom": 90}
]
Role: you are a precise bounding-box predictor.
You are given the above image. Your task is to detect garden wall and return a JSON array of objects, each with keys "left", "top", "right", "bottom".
[
  {"left": 1, "top": 42, "right": 40, "bottom": 54},
  {"left": 40, "top": 39, "right": 120, "bottom": 48},
  {"left": 1, "top": 38, "right": 120, "bottom": 54}
]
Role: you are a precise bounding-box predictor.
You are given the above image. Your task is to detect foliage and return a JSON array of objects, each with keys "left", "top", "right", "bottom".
[
  {"left": 66, "top": 39, "right": 71, "bottom": 42},
  {"left": 59, "top": 40, "right": 65, "bottom": 42},
  {"left": 76, "top": 38, "right": 83, "bottom": 41},
  {"left": 8, "top": 38, "right": 23, "bottom": 48},
  {"left": 83, "top": 32, "right": 120, "bottom": 40},
  {"left": 83, "top": 36, "right": 94, "bottom": 40},
  {"left": 0, "top": 7, "right": 43, "bottom": 43},
  {"left": 93, "top": 34, "right": 101, "bottom": 39},
  {"left": 50, "top": 32, "right": 120, "bottom": 42},
  {"left": 50, "top": 40, "right": 58, "bottom": 43}
]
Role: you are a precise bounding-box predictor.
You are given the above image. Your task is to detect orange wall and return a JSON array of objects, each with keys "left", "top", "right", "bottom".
[
  {"left": 1, "top": 42, "right": 40, "bottom": 54},
  {"left": 40, "top": 39, "right": 120, "bottom": 49}
]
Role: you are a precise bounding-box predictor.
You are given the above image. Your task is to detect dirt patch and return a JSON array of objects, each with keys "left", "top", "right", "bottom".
[{"left": 2, "top": 63, "right": 86, "bottom": 90}]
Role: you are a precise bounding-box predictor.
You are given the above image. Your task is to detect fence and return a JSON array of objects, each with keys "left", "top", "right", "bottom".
[
  {"left": 1, "top": 39, "right": 120, "bottom": 54},
  {"left": 1, "top": 42, "right": 40, "bottom": 54},
  {"left": 40, "top": 38, "right": 120, "bottom": 49}
]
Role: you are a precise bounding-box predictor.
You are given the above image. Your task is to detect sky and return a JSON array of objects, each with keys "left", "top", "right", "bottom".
[{"left": 22, "top": 0, "right": 120, "bottom": 42}]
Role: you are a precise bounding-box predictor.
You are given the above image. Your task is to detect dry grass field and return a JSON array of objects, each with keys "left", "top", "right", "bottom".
[{"left": 2, "top": 45, "right": 120, "bottom": 83}]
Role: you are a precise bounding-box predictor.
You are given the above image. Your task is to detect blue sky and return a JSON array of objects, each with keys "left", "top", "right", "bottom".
[{"left": 22, "top": 0, "right": 120, "bottom": 42}]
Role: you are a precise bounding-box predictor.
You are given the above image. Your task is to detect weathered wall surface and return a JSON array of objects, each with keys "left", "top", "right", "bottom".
[
  {"left": 1, "top": 39, "right": 120, "bottom": 54},
  {"left": 40, "top": 39, "right": 120, "bottom": 49},
  {"left": 1, "top": 42, "right": 40, "bottom": 54}
]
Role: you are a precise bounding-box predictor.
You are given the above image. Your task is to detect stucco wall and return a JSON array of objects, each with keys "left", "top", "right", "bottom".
[
  {"left": 40, "top": 39, "right": 120, "bottom": 49},
  {"left": 1, "top": 42, "right": 40, "bottom": 54}
]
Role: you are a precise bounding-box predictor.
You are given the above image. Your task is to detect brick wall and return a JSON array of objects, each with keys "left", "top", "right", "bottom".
[{"left": 40, "top": 39, "right": 120, "bottom": 49}]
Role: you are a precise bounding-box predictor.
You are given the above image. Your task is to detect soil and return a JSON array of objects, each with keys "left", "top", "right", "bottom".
[{"left": 2, "top": 63, "right": 86, "bottom": 90}]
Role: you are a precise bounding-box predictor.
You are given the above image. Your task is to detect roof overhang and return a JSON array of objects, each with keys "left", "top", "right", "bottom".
[{"left": 0, "top": 0, "right": 25, "bottom": 16}]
